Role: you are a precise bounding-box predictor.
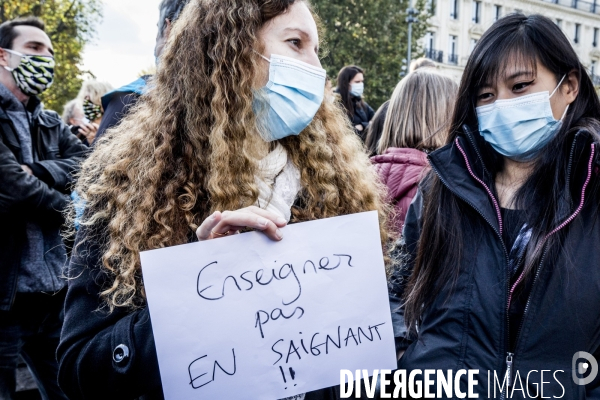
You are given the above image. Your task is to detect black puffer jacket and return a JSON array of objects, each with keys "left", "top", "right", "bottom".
[
  {"left": 390, "top": 126, "right": 600, "bottom": 399},
  {"left": 0, "top": 96, "right": 88, "bottom": 310}
]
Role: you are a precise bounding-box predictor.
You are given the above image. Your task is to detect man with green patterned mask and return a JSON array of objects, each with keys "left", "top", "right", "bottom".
[
  {"left": 0, "top": 17, "right": 87, "bottom": 400},
  {"left": 0, "top": 19, "right": 54, "bottom": 100},
  {"left": 2, "top": 47, "right": 54, "bottom": 97}
]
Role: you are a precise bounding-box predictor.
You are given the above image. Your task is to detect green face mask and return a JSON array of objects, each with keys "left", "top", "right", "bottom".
[
  {"left": 83, "top": 98, "right": 103, "bottom": 121},
  {"left": 2, "top": 48, "right": 55, "bottom": 96}
]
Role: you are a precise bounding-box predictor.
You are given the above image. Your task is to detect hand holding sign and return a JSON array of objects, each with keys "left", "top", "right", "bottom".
[
  {"left": 141, "top": 211, "right": 396, "bottom": 400},
  {"left": 196, "top": 206, "right": 287, "bottom": 241}
]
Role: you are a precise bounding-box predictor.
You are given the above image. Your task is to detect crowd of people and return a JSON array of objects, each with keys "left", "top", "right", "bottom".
[{"left": 0, "top": 0, "right": 599, "bottom": 399}]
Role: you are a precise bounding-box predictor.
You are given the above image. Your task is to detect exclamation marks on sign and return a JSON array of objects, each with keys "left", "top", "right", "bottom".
[{"left": 279, "top": 365, "right": 297, "bottom": 389}]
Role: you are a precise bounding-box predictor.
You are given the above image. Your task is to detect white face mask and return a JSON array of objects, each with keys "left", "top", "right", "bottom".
[
  {"left": 476, "top": 75, "right": 568, "bottom": 162},
  {"left": 350, "top": 82, "right": 364, "bottom": 97}
]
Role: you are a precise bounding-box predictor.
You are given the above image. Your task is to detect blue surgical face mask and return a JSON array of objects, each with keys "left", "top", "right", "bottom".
[
  {"left": 253, "top": 53, "right": 326, "bottom": 142},
  {"left": 476, "top": 75, "right": 567, "bottom": 162},
  {"left": 350, "top": 82, "right": 364, "bottom": 97}
]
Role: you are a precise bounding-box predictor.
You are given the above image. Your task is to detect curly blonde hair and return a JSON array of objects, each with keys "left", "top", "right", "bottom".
[{"left": 74, "top": 0, "right": 393, "bottom": 311}]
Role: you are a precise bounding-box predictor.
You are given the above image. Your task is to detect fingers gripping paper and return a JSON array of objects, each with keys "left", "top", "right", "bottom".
[{"left": 140, "top": 211, "right": 396, "bottom": 399}]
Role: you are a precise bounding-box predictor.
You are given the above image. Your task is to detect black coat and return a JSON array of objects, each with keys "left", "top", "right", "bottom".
[
  {"left": 0, "top": 96, "right": 88, "bottom": 310},
  {"left": 390, "top": 125, "right": 600, "bottom": 399},
  {"left": 94, "top": 76, "right": 149, "bottom": 144},
  {"left": 57, "top": 224, "right": 341, "bottom": 400},
  {"left": 350, "top": 96, "right": 374, "bottom": 136}
]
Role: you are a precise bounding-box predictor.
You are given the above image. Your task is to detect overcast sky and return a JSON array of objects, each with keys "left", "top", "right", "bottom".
[{"left": 81, "top": 0, "right": 162, "bottom": 89}]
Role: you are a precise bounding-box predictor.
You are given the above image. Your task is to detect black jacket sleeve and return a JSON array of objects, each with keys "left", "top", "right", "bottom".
[
  {"left": 57, "top": 225, "right": 163, "bottom": 400},
  {"left": 365, "top": 102, "right": 375, "bottom": 123},
  {"left": 34, "top": 122, "right": 88, "bottom": 192},
  {"left": 0, "top": 136, "right": 69, "bottom": 217},
  {"left": 389, "top": 189, "right": 423, "bottom": 353},
  {"left": 94, "top": 92, "right": 140, "bottom": 144}
]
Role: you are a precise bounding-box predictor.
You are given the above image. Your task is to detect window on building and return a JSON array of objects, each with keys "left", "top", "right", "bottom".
[
  {"left": 592, "top": 60, "right": 597, "bottom": 77},
  {"left": 494, "top": 5, "right": 502, "bottom": 21},
  {"left": 594, "top": 28, "right": 598, "bottom": 47},
  {"left": 556, "top": 19, "right": 562, "bottom": 29},
  {"left": 472, "top": 1, "right": 481, "bottom": 24},
  {"left": 424, "top": 32, "right": 441, "bottom": 62},
  {"left": 449, "top": 35, "right": 458, "bottom": 64},
  {"left": 450, "top": 0, "right": 459, "bottom": 19},
  {"left": 470, "top": 38, "right": 479, "bottom": 53},
  {"left": 425, "top": 32, "right": 435, "bottom": 50},
  {"left": 574, "top": 23, "right": 581, "bottom": 44},
  {"left": 426, "top": 0, "right": 437, "bottom": 15}
]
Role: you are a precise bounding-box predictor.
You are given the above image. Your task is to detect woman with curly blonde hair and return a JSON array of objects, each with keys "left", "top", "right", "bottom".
[{"left": 57, "top": 0, "right": 392, "bottom": 398}]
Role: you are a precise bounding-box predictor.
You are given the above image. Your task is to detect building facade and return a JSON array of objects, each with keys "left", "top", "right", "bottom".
[{"left": 422, "top": 0, "right": 600, "bottom": 84}]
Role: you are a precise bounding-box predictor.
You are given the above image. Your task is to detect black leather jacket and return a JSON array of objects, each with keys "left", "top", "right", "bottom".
[
  {"left": 0, "top": 95, "right": 88, "bottom": 310},
  {"left": 390, "top": 126, "right": 600, "bottom": 399}
]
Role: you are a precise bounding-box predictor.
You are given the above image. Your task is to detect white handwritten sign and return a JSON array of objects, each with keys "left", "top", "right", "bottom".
[{"left": 140, "top": 211, "right": 396, "bottom": 400}]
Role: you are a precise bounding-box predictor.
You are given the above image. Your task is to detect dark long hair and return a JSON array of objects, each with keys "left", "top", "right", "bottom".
[
  {"left": 364, "top": 100, "right": 389, "bottom": 155},
  {"left": 337, "top": 65, "right": 365, "bottom": 118},
  {"left": 403, "top": 13, "right": 600, "bottom": 335}
]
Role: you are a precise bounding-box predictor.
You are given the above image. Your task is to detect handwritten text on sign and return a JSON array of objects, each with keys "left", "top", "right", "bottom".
[{"left": 140, "top": 211, "right": 396, "bottom": 400}]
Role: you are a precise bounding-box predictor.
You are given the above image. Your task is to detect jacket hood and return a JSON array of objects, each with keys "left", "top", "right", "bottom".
[{"left": 371, "top": 147, "right": 429, "bottom": 202}]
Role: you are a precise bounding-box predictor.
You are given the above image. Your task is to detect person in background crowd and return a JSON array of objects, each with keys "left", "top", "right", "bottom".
[
  {"left": 372, "top": 69, "right": 457, "bottom": 230},
  {"left": 363, "top": 100, "right": 389, "bottom": 156},
  {"left": 0, "top": 16, "right": 87, "bottom": 399},
  {"left": 76, "top": 80, "right": 113, "bottom": 126},
  {"left": 94, "top": 0, "right": 190, "bottom": 144},
  {"left": 57, "top": 0, "right": 392, "bottom": 399},
  {"left": 391, "top": 14, "right": 600, "bottom": 398},
  {"left": 62, "top": 99, "right": 98, "bottom": 146},
  {"left": 336, "top": 65, "right": 374, "bottom": 139},
  {"left": 363, "top": 58, "right": 440, "bottom": 157},
  {"left": 408, "top": 57, "right": 435, "bottom": 72}
]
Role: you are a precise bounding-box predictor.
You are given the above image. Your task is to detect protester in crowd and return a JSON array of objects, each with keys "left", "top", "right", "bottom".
[
  {"left": 391, "top": 14, "right": 600, "bottom": 397},
  {"left": 408, "top": 57, "right": 436, "bottom": 72},
  {"left": 363, "top": 100, "right": 389, "bottom": 156},
  {"left": 94, "top": 0, "right": 190, "bottom": 144},
  {"left": 372, "top": 69, "right": 457, "bottom": 230},
  {"left": 57, "top": 1, "right": 392, "bottom": 399},
  {"left": 336, "top": 65, "right": 374, "bottom": 138},
  {"left": 76, "top": 79, "right": 113, "bottom": 127},
  {"left": 62, "top": 98, "right": 98, "bottom": 145},
  {"left": 0, "top": 17, "right": 87, "bottom": 399}
]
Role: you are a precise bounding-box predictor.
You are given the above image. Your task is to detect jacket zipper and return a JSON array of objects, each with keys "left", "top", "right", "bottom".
[
  {"left": 508, "top": 142, "right": 595, "bottom": 313},
  {"left": 453, "top": 139, "right": 514, "bottom": 399},
  {"left": 452, "top": 139, "right": 595, "bottom": 399},
  {"left": 505, "top": 138, "right": 579, "bottom": 351},
  {"left": 502, "top": 140, "right": 593, "bottom": 394}
]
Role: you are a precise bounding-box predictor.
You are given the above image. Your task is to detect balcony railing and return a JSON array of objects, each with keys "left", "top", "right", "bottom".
[
  {"left": 539, "top": 0, "right": 600, "bottom": 15},
  {"left": 448, "top": 53, "right": 459, "bottom": 65},
  {"left": 424, "top": 48, "right": 444, "bottom": 63}
]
